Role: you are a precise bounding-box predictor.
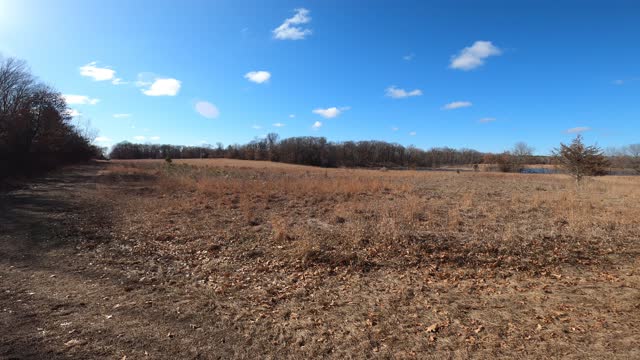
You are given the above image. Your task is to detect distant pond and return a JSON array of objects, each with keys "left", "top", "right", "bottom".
[{"left": 520, "top": 168, "right": 557, "bottom": 174}]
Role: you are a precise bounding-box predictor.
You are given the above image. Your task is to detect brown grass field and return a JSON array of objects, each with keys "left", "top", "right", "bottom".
[{"left": 1, "top": 159, "right": 639, "bottom": 359}]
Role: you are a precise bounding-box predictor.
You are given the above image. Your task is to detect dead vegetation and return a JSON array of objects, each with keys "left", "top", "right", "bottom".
[{"left": 2, "top": 159, "right": 639, "bottom": 359}]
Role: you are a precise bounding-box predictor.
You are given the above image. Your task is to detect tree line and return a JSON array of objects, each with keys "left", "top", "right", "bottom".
[
  {"left": 109, "top": 134, "right": 487, "bottom": 168},
  {"left": 0, "top": 56, "right": 100, "bottom": 178},
  {"left": 606, "top": 145, "right": 640, "bottom": 174},
  {"left": 109, "top": 134, "right": 639, "bottom": 179}
]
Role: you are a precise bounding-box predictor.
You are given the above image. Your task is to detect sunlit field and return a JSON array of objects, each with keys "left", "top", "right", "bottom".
[{"left": 83, "top": 158, "right": 639, "bottom": 358}]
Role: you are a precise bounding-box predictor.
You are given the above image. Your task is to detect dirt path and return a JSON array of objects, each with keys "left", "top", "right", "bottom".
[{"left": 0, "top": 164, "right": 227, "bottom": 359}]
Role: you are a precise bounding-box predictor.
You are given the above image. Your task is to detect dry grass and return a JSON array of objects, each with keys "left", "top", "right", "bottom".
[{"left": 85, "top": 158, "right": 640, "bottom": 358}]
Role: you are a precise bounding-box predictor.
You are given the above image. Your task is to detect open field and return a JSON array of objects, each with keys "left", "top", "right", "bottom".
[{"left": 1, "top": 159, "right": 639, "bottom": 359}]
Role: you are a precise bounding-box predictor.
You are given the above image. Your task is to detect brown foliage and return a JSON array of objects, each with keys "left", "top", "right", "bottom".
[
  {"left": 553, "top": 135, "right": 609, "bottom": 182},
  {"left": 0, "top": 56, "right": 98, "bottom": 178}
]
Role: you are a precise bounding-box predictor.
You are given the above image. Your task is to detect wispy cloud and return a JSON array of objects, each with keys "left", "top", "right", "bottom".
[
  {"left": 113, "top": 113, "right": 131, "bottom": 118},
  {"left": 133, "top": 135, "right": 146, "bottom": 141},
  {"left": 140, "top": 78, "right": 181, "bottom": 96},
  {"left": 273, "top": 8, "right": 312, "bottom": 40},
  {"left": 312, "top": 121, "right": 322, "bottom": 130},
  {"left": 312, "top": 106, "right": 350, "bottom": 119},
  {"left": 409, "top": 131, "right": 417, "bottom": 136},
  {"left": 195, "top": 101, "right": 220, "bottom": 119},
  {"left": 450, "top": 41, "right": 501, "bottom": 71},
  {"left": 385, "top": 86, "right": 422, "bottom": 99},
  {"left": 80, "top": 61, "right": 116, "bottom": 81},
  {"left": 273, "top": 122, "right": 285, "bottom": 127},
  {"left": 391, "top": 127, "right": 399, "bottom": 131},
  {"left": 613, "top": 77, "right": 639, "bottom": 85},
  {"left": 566, "top": 126, "right": 591, "bottom": 134},
  {"left": 479, "top": 117, "right": 496, "bottom": 123},
  {"left": 150, "top": 136, "right": 161, "bottom": 141},
  {"left": 245, "top": 71, "right": 271, "bottom": 84},
  {"left": 443, "top": 101, "right": 472, "bottom": 110},
  {"left": 403, "top": 53, "right": 415, "bottom": 61},
  {"left": 252, "top": 125, "right": 262, "bottom": 129},
  {"left": 94, "top": 136, "right": 111, "bottom": 143},
  {"left": 289, "top": 114, "right": 296, "bottom": 118},
  {"left": 63, "top": 94, "right": 99, "bottom": 105}
]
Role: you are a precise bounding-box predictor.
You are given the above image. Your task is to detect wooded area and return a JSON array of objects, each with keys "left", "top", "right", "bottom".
[{"left": 0, "top": 56, "right": 99, "bottom": 178}]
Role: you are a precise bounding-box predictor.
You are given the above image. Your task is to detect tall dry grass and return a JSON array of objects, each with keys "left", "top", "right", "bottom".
[{"left": 104, "top": 159, "right": 640, "bottom": 276}]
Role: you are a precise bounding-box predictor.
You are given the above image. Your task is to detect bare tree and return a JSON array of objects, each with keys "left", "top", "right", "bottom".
[
  {"left": 624, "top": 144, "right": 640, "bottom": 174},
  {"left": 1, "top": 55, "right": 98, "bottom": 177},
  {"left": 511, "top": 141, "right": 535, "bottom": 172},
  {"left": 553, "top": 135, "right": 609, "bottom": 183}
]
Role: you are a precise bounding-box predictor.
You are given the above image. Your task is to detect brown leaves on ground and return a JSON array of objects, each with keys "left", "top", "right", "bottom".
[{"left": 1, "top": 160, "right": 639, "bottom": 359}]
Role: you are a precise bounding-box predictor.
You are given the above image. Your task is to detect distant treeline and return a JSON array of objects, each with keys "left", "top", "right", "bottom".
[
  {"left": 606, "top": 145, "right": 640, "bottom": 173},
  {"left": 109, "top": 135, "right": 640, "bottom": 173},
  {"left": 0, "top": 56, "right": 100, "bottom": 178},
  {"left": 109, "top": 134, "right": 544, "bottom": 169}
]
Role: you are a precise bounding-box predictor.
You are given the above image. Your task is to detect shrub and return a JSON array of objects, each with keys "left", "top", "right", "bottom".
[{"left": 554, "top": 135, "right": 609, "bottom": 183}]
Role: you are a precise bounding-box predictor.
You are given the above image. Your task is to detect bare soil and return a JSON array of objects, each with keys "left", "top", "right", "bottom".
[{"left": 1, "top": 161, "right": 639, "bottom": 359}]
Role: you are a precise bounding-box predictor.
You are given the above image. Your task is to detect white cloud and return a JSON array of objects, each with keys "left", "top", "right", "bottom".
[
  {"left": 195, "top": 101, "right": 220, "bottom": 119},
  {"left": 244, "top": 71, "right": 271, "bottom": 84},
  {"left": 113, "top": 113, "right": 131, "bottom": 118},
  {"left": 94, "top": 136, "right": 111, "bottom": 143},
  {"left": 66, "top": 109, "right": 81, "bottom": 117},
  {"left": 566, "top": 126, "right": 591, "bottom": 134},
  {"left": 391, "top": 127, "right": 399, "bottom": 131},
  {"left": 443, "top": 101, "right": 472, "bottom": 110},
  {"left": 80, "top": 61, "right": 116, "bottom": 81},
  {"left": 312, "top": 106, "right": 349, "bottom": 119},
  {"left": 613, "top": 78, "right": 639, "bottom": 85},
  {"left": 63, "top": 94, "right": 99, "bottom": 105},
  {"left": 289, "top": 114, "right": 295, "bottom": 118},
  {"left": 273, "top": 8, "right": 312, "bottom": 40},
  {"left": 133, "top": 136, "right": 146, "bottom": 141},
  {"left": 252, "top": 125, "right": 262, "bottom": 129},
  {"left": 312, "top": 121, "right": 322, "bottom": 130},
  {"left": 479, "top": 117, "right": 496, "bottom": 123},
  {"left": 450, "top": 41, "right": 501, "bottom": 71},
  {"left": 150, "top": 136, "right": 161, "bottom": 141},
  {"left": 273, "top": 122, "right": 285, "bottom": 127},
  {"left": 409, "top": 131, "right": 417, "bottom": 136},
  {"left": 403, "top": 53, "right": 415, "bottom": 61},
  {"left": 385, "top": 86, "right": 422, "bottom": 99},
  {"left": 111, "top": 78, "right": 127, "bottom": 85},
  {"left": 141, "top": 78, "right": 181, "bottom": 96}
]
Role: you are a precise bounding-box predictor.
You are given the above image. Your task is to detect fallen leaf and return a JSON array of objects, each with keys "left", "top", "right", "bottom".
[
  {"left": 426, "top": 323, "right": 439, "bottom": 333},
  {"left": 64, "top": 339, "right": 86, "bottom": 347}
]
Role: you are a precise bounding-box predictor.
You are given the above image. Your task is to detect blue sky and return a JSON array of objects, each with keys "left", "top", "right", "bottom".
[{"left": 1, "top": 0, "right": 638, "bottom": 154}]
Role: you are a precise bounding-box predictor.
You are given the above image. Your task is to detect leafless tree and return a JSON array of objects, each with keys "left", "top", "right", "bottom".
[
  {"left": 512, "top": 141, "right": 534, "bottom": 171},
  {"left": 624, "top": 144, "right": 640, "bottom": 174},
  {"left": 1, "top": 55, "right": 98, "bottom": 177}
]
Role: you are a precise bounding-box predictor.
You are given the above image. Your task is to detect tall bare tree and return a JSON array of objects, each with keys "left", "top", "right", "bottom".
[{"left": 0, "top": 56, "right": 98, "bottom": 177}]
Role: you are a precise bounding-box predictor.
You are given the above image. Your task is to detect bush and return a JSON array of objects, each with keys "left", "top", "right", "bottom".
[{"left": 553, "top": 135, "right": 609, "bottom": 183}]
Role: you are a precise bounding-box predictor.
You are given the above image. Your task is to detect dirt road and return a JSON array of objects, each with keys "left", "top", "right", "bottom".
[{"left": 0, "top": 164, "right": 226, "bottom": 359}]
